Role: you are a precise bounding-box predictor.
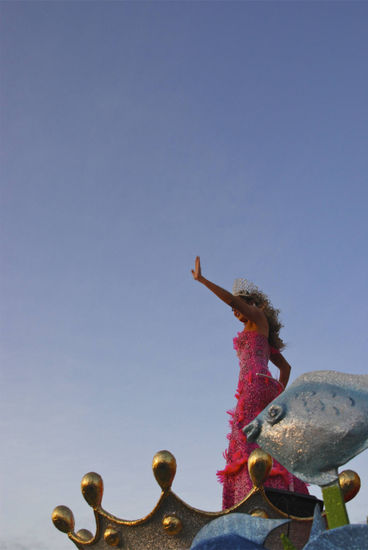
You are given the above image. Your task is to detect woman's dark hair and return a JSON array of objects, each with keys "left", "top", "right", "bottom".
[{"left": 240, "top": 291, "right": 285, "bottom": 350}]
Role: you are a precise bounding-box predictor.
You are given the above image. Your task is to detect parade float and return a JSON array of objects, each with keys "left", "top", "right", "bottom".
[
  {"left": 52, "top": 259, "right": 368, "bottom": 549},
  {"left": 51, "top": 369, "right": 368, "bottom": 549}
]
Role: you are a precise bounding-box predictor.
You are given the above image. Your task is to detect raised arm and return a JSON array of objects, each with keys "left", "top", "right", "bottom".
[
  {"left": 269, "top": 352, "right": 291, "bottom": 388},
  {"left": 191, "top": 256, "right": 267, "bottom": 329}
]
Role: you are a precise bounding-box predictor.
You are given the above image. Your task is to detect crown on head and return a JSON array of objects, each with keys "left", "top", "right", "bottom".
[{"left": 232, "top": 278, "right": 259, "bottom": 297}]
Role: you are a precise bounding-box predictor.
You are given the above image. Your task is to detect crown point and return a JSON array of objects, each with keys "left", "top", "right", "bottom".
[
  {"left": 104, "top": 526, "right": 121, "bottom": 546},
  {"left": 51, "top": 505, "right": 75, "bottom": 533},
  {"left": 76, "top": 529, "right": 93, "bottom": 542},
  {"left": 162, "top": 514, "right": 183, "bottom": 535},
  {"left": 248, "top": 448, "right": 272, "bottom": 488},
  {"left": 81, "top": 472, "right": 104, "bottom": 508},
  {"left": 152, "top": 450, "right": 177, "bottom": 491},
  {"left": 339, "top": 469, "right": 361, "bottom": 502}
]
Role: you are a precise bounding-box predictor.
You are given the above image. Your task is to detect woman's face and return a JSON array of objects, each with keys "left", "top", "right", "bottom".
[{"left": 233, "top": 308, "right": 248, "bottom": 324}]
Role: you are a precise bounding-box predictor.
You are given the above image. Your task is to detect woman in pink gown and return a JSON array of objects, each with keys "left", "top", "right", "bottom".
[{"left": 192, "top": 257, "right": 309, "bottom": 509}]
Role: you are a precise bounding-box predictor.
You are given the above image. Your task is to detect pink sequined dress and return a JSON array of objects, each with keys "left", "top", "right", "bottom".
[{"left": 217, "top": 330, "right": 309, "bottom": 509}]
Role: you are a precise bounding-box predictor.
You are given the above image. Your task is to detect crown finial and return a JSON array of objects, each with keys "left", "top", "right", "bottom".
[
  {"left": 338, "top": 469, "right": 361, "bottom": 502},
  {"left": 152, "top": 450, "right": 177, "bottom": 490},
  {"left": 52, "top": 505, "right": 75, "bottom": 534},
  {"left": 81, "top": 472, "right": 104, "bottom": 508},
  {"left": 248, "top": 448, "right": 272, "bottom": 488},
  {"left": 75, "top": 529, "right": 93, "bottom": 542}
]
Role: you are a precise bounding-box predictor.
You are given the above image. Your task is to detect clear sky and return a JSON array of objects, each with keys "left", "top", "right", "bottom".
[{"left": 1, "top": 2, "right": 368, "bottom": 549}]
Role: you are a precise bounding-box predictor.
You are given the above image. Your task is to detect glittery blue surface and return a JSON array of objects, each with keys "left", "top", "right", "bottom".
[
  {"left": 308, "top": 506, "right": 326, "bottom": 540},
  {"left": 301, "top": 505, "right": 368, "bottom": 549},
  {"left": 190, "top": 513, "right": 289, "bottom": 550},
  {"left": 243, "top": 370, "right": 368, "bottom": 486},
  {"left": 191, "top": 534, "right": 265, "bottom": 550},
  {"left": 303, "top": 524, "right": 368, "bottom": 549}
]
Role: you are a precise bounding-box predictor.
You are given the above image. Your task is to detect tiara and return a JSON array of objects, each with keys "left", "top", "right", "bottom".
[{"left": 232, "top": 278, "right": 259, "bottom": 296}]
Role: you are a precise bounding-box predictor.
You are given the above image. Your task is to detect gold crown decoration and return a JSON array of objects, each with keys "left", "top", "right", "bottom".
[{"left": 52, "top": 449, "right": 360, "bottom": 550}]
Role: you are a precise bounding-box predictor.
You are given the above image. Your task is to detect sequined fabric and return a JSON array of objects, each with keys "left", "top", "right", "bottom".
[{"left": 218, "top": 331, "right": 309, "bottom": 509}]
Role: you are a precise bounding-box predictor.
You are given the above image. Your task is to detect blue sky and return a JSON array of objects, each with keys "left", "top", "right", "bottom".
[{"left": 1, "top": 2, "right": 368, "bottom": 549}]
